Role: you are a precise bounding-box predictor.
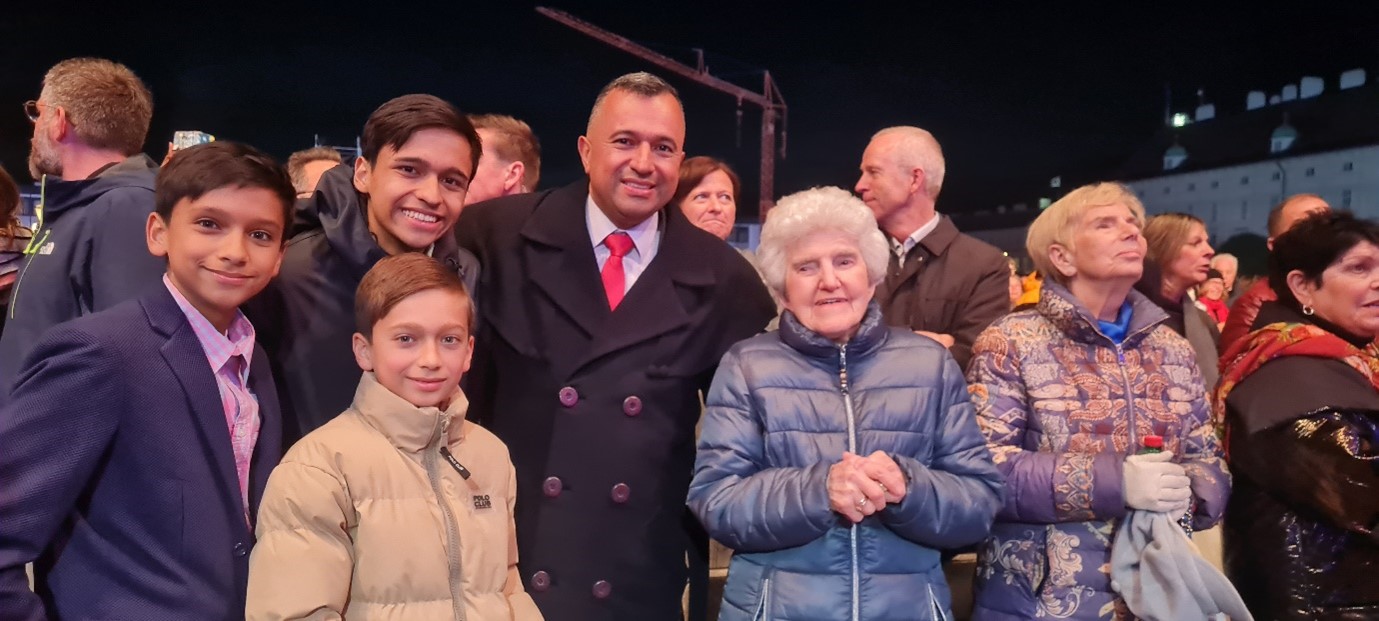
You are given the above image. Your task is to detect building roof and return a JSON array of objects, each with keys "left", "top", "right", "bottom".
[{"left": 1117, "top": 82, "right": 1379, "bottom": 180}]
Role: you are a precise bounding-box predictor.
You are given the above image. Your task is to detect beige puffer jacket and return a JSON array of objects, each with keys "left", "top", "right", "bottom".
[{"left": 246, "top": 372, "right": 542, "bottom": 621}]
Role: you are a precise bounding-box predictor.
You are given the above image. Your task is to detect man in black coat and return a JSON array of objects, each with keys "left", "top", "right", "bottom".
[{"left": 456, "top": 72, "right": 775, "bottom": 620}]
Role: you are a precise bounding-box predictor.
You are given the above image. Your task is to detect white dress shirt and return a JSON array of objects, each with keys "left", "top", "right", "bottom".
[
  {"left": 890, "top": 213, "right": 942, "bottom": 269},
  {"left": 586, "top": 196, "right": 662, "bottom": 293}
]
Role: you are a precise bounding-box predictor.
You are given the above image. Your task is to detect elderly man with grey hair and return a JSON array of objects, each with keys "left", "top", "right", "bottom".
[
  {"left": 690, "top": 185, "right": 1002, "bottom": 621},
  {"left": 856, "top": 126, "right": 1010, "bottom": 369}
]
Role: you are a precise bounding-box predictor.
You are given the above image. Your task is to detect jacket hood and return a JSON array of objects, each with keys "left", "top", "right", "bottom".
[
  {"left": 779, "top": 300, "right": 888, "bottom": 360},
  {"left": 1038, "top": 280, "right": 1168, "bottom": 347},
  {"left": 350, "top": 371, "right": 470, "bottom": 452},
  {"left": 40, "top": 154, "right": 157, "bottom": 219}
]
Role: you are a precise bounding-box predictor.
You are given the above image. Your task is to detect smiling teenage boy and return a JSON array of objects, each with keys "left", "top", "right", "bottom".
[
  {"left": 0, "top": 141, "right": 293, "bottom": 619},
  {"left": 249, "top": 94, "right": 482, "bottom": 444},
  {"left": 247, "top": 253, "right": 541, "bottom": 620}
]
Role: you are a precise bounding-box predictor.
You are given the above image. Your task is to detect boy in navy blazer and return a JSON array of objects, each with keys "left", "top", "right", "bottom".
[{"left": 0, "top": 141, "right": 294, "bottom": 620}]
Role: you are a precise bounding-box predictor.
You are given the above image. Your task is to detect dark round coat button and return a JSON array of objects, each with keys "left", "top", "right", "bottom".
[
  {"left": 622, "top": 395, "right": 642, "bottom": 416},
  {"left": 542, "top": 476, "right": 563, "bottom": 498},
  {"left": 531, "top": 570, "right": 551, "bottom": 592},
  {"left": 610, "top": 483, "right": 630, "bottom": 504},
  {"left": 559, "top": 386, "right": 579, "bottom": 407},
  {"left": 232, "top": 542, "right": 247, "bottom": 557},
  {"left": 592, "top": 579, "right": 612, "bottom": 599}
]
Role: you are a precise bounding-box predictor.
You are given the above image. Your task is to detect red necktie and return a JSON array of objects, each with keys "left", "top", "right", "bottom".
[{"left": 601, "top": 232, "right": 635, "bottom": 310}]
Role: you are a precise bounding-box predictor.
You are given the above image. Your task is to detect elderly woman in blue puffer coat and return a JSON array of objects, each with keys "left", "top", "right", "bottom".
[
  {"left": 966, "top": 182, "right": 1231, "bottom": 621},
  {"left": 688, "top": 186, "right": 1004, "bottom": 621}
]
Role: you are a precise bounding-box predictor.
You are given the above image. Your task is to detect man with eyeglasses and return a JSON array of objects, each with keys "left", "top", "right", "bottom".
[{"left": 0, "top": 57, "right": 162, "bottom": 401}]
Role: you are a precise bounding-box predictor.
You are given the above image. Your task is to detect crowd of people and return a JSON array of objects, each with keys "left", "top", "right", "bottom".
[{"left": 0, "top": 56, "right": 1375, "bottom": 621}]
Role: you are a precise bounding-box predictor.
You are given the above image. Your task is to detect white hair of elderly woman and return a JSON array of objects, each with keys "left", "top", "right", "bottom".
[{"left": 756, "top": 186, "right": 890, "bottom": 297}]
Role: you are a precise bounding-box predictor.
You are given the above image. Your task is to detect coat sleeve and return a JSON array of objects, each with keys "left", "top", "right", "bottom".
[
  {"left": 503, "top": 462, "right": 543, "bottom": 620},
  {"left": 967, "top": 324, "right": 1128, "bottom": 524},
  {"left": 688, "top": 349, "right": 836, "bottom": 553},
  {"left": 878, "top": 354, "right": 1004, "bottom": 547},
  {"left": 948, "top": 248, "right": 1012, "bottom": 371},
  {"left": 246, "top": 460, "right": 353, "bottom": 621},
  {"left": 1176, "top": 362, "right": 1230, "bottom": 530},
  {"left": 1232, "top": 409, "right": 1379, "bottom": 541},
  {"left": 0, "top": 326, "right": 124, "bottom": 621},
  {"left": 85, "top": 188, "right": 163, "bottom": 312}
]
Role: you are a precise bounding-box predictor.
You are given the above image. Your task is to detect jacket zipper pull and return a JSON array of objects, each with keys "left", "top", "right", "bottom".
[{"left": 439, "top": 446, "right": 471, "bottom": 480}]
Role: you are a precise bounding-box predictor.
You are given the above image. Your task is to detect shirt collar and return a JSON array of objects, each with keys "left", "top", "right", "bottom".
[
  {"left": 586, "top": 194, "right": 660, "bottom": 257},
  {"left": 162, "top": 274, "right": 256, "bottom": 372},
  {"left": 891, "top": 212, "right": 942, "bottom": 257}
]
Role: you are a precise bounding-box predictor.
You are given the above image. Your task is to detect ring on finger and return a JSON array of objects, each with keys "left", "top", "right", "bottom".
[
  {"left": 855, "top": 497, "right": 869, "bottom": 509},
  {"left": 878, "top": 483, "right": 889, "bottom": 495}
]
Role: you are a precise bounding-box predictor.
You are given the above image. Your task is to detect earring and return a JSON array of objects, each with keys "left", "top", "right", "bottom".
[{"left": 1302, "top": 304, "right": 1315, "bottom": 316}]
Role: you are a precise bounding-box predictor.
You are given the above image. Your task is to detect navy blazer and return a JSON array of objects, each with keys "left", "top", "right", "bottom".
[{"left": 0, "top": 284, "right": 282, "bottom": 621}]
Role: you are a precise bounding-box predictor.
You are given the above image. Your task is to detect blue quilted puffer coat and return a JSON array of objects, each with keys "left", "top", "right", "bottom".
[{"left": 689, "top": 303, "right": 1004, "bottom": 621}]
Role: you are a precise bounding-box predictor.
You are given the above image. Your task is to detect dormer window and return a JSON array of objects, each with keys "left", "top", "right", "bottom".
[
  {"left": 1271, "top": 120, "right": 1297, "bottom": 154},
  {"left": 1164, "top": 144, "right": 1187, "bottom": 171}
]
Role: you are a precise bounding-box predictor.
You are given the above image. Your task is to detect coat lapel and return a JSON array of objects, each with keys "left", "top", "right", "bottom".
[
  {"left": 573, "top": 207, "right": 707, "bottom": 372},
  {"left": 143, "top": 286, "right": 247, "bottom": 524},
  {"left": 520, "top": 182, "right": 609, "bottom": 338}
]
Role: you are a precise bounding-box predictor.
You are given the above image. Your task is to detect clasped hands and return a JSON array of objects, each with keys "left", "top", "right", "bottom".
[
  {"left": 827, "top": 451, "right": 908, "bottom": 523},
  {"left": 1122, "top": 450, "right": 1193, "bottom": 514}
]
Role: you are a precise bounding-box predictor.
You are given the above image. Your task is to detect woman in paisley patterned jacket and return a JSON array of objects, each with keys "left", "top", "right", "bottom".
[{"left": 966, "top": 182, "right": 1231, "bottom": 621}]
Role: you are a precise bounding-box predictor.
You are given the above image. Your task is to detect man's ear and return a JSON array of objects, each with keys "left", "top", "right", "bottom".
[
  {"left": 352, "top": 332, "right": 374, "bottom": 371},
  {"left": 352, "top": 155, "right": 371, "bottom": 194},
  {"left": 909, "top": 167, "right": 926, "bottom": 196},
  {"left": 1048, "top": 243, "right": 1078, "bottom": 279},
  {"left": 576, "top": 136, "right": 592, "bottom": 173},
  {"left": 51, "top": 107, "right": 72, "bottom": 144},
  {"left": 503, "top": 161, "right": 525, "bottom": 194},
  {"left": 146, "top": 211, "right": 170, "bottom": 258}
]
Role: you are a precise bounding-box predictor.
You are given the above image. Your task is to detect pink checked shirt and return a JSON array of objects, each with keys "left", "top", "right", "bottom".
[{"left": 163, "top": 276, "right": 260, "bottom": 525}]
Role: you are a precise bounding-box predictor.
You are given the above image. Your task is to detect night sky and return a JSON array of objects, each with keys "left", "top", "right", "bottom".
[{"left": 4, "top": 2, "right": 1378, "bottom": 219}]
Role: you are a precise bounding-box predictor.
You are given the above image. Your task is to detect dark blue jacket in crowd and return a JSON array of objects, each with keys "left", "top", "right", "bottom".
[
  {"left": 0, "top": 155, "right": 164, "bottom": 401},
  {"left": 0, "top": 284, "right": 282, "bottom": 620}
]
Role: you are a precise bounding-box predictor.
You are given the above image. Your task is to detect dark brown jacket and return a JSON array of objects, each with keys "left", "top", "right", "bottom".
[{"left": 874, "top": 216, "right": 1010, "bottom": 370}]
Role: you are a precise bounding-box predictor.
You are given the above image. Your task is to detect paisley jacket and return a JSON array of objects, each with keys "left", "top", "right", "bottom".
[{"left": 965, "top": 281, "right": 1231, "bottom": 620}]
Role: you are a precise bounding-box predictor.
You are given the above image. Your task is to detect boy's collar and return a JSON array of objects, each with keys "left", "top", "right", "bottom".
[{"left": 349, "top": 371, "right": 469, "bottom": 452}]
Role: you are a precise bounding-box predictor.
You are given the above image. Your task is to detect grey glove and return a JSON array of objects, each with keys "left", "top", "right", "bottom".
[{"left": 1122, "top": 450, "right": 1192, "bottom": 513}]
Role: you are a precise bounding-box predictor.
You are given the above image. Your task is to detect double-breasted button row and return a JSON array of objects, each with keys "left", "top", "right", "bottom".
[
  {"left": 556, "top": 387, "right": 643, "bottom": 416},
  {"left": 541, "top": 477, "right": 633, "bottom": 504},
  {"left": 528, "top": 571, "right": 612, "bottom": 599}
]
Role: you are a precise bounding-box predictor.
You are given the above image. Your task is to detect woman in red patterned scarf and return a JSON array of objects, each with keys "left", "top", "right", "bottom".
[{"left": 1216, "top": 210, "right": 1379, "bottom": 620}]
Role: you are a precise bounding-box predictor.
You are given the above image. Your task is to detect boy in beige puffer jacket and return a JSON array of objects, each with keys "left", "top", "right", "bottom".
[{"left": 246, "top": 253, "right": 541, "bottom": 621}]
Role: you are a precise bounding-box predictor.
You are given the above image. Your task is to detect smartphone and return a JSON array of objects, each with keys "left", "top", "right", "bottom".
[{"left": 172, "top": 130, "right": 215, "bottom": 150}]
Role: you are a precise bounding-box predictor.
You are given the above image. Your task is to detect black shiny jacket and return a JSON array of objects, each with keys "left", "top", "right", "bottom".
[{"left": 1223, "top": 304, "right": 1379, "bottom": 620}]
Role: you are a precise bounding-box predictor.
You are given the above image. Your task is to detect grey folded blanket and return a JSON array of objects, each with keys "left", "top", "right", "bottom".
[{"left": 1110, "top": 510, "right": 1253, "bottom": 621}]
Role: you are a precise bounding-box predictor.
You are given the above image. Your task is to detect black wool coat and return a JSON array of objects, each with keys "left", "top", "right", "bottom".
[{"left": 455, "top": 180, "right": 775, "bottom": 621}]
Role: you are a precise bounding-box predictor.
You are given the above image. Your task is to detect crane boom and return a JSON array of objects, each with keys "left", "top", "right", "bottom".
[{"left": 536, "top": 6, "right": 786, "bottom": 218}]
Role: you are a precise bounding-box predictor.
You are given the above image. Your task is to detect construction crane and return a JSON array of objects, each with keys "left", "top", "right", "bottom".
[{"left": 536, "top": 7, "right": 787, "bottom": 218}]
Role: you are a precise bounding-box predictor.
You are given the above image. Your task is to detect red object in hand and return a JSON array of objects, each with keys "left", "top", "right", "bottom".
[{"left": 1141, "top": 435, "right": 1164, "bottom": 452}]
